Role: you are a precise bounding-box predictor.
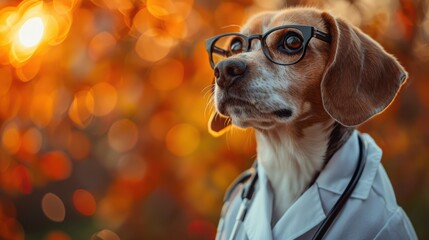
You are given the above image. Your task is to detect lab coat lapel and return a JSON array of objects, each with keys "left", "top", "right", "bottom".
[
  {"left": 272, "top": 183, "right": 326, "bottom": 240},
  {"left": 316, "top": 131, "right": 381, "bottom": 200},
  {"left": 242, "top": 165, "right": 327, "bottom": 240},
  {"left": 243, "top": 166, "right": 274, "bottom": 240}
]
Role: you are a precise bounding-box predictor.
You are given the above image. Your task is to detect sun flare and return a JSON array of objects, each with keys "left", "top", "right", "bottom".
[{"left": 18, "top": 17, "right": 45, "bottom": 48}]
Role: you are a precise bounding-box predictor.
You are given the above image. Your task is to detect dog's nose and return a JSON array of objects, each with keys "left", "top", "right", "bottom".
[{"left": 214, "top": 59, "right": 247, "bottom": 89}]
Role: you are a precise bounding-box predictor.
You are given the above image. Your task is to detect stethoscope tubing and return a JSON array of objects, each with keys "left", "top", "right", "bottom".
[
  {"left": 311, "top": 134, "right": 367, "bottom": 239},
  {"left": 222, "top": 134, "right": 368, "bottom": 240}
]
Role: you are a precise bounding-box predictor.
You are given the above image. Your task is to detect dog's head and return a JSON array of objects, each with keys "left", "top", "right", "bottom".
[{"left": 207, "top": 8, "right": 407, "bottom": 136}]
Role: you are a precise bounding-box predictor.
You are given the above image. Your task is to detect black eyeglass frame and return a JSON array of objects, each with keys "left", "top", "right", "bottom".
[{"left": 205, "top": 25, "right": 331, "bottom": 69}]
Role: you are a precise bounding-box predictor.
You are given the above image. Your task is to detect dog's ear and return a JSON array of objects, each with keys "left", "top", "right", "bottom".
[
  {"left": 208, "top": 112, "right": 231, "bottom": 137},
  {"left": 320, "top": 12, "right": 407, "bottom": 127}
]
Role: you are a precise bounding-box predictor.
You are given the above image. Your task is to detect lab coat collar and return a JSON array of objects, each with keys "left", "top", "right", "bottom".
[
  {"left": 243, "top": 156, "right": 327, "bottom": 240},
  {"left": 242, "top": 131, "right": 382, "bottom": 240},
  {"left": 272, "top": 183, "right": 327, "bottom": 239},
  {"left": 316, "top": 131, "right": 382, "bottom": 200}
]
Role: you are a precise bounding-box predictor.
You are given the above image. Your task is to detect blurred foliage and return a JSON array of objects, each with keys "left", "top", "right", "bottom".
[{"left": 0, "top": 0, "right": 428, "bottom": 239}]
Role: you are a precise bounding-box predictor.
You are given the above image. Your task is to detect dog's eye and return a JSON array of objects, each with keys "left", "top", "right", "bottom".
[
  {"left": 229, "top": 38, "right": 244, "bottom": 55},
  {"left": 279, "top": 32, "right": 303, "bottom": 54},
  {"left": 285, "top": 35, "right": 302, "bottom": 49}
]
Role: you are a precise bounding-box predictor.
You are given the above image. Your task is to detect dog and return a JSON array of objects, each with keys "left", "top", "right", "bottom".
[{"left": 206, "top": 7, "right": 417, "bottom": 240}]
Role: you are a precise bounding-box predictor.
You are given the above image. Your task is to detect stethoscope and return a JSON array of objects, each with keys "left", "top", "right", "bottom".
[{"left": 217, "top": 134, "right": 368, "bottom": 240}]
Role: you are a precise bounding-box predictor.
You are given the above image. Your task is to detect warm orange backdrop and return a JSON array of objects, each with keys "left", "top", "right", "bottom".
[{"left": 0, "top": 0, "right": 428, "bottom": 239}]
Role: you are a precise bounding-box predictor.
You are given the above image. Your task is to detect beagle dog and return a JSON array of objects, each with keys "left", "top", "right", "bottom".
[{"left": 206, "top": 7, "right": 417, "bottom": 239}]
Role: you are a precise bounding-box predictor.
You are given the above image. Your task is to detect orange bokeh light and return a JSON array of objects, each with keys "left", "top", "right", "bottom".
[
  {"left": 214, "top": 2, "right": 246, "bottom": 27},
  {"left": 165, "top": 123, "right": 201, "bottom": 157},
  {"left": 132, "top": 8, "right": 158, "bottom": 34},
  {"left": 97, "top": 188, "right": 133, "bottom": 227},
  {"left": 135, "top": 30, "right": 175, "bottom": 62},
  {"left": 45, "top": 230, "right": 71, "bottom": 240},
  {"left": 149, "top": 110, "right": 177, "bottom": 141},
  {"left": 68, "top": 89, "right": 94, "bottom": 128},
  {"left": 29, "top": 88, "right": 55, "bottom": 127},
  {"left": 132, "top": 0, "right": 191, "bottom": 63},
  {"left": 108, "top": 119, "right": 139, "bottom": 152},
  {"left": 150, "top": 58, "right": 184, "bottom": 91},
  {"left": 0, "top": 0, "right": 78, "bottom": 65},
  {"left": 18, "top": 16, "right": 45, "bottom": 48},
  {"left": 21, "top": 127, "right": 43, "bottom": 155},
  {"left": 88, "top": 31, "right": 117, "bottom": 61},
  {"left": 0, "top": 67, "right": 13, "bottom": 96},
  {"left": 39, "top": 151, "right": 72, "bottom": 181},
  {"left": 15, "top": 56, "right": 41, "bottom": 82},
  {"left": 146, "top": 0, "right": 194, "bottom": 19},
  {"left": 2, "top": 122, "right": 21, "bottom": 155},
  {"left": 1, "top": 165, "right": 33, "bottom": 194},
  {"left": 89, "top": 82, "right": 118, "bottom": 116},
  {"left": 73, "top": 189, "right": 97, "bottom": 216},
  {"left": 210, "top": 163, "right": 240, "bottom": 191},
  {"left": 0, "top": 217, "right": 25, "bottom": 240},
  {"left": 0, "top": 89, "right": 21, "bottom": 119},
  {"left": 52, "top": 0, "right": 80, "bottom": 15},
  {"left": 117, "top": 154, "right": 146, "bottom": 182}
]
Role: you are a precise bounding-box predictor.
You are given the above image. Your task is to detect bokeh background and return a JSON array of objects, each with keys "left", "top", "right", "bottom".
[{"left": 0, "top": 0, "right": 428, "bottom": 239}]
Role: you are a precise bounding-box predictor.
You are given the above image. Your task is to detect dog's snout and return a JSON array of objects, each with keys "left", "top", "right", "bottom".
[{"left": 214, "top": 59, "right": 247, "bottom": 89}]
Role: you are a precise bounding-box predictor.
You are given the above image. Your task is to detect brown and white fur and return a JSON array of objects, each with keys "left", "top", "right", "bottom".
[{"left": 209, "top": 7, "right": 406, "bottom": 225}]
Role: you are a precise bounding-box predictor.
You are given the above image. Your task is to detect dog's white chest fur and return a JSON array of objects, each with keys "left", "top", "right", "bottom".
[{"left": 256, "top": 123, "right": 330, "bottom": 225}]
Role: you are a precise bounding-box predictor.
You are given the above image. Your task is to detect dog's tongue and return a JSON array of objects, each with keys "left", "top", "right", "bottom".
[{"left": 208, "top": 112, "right": 232, "bottom": 137}]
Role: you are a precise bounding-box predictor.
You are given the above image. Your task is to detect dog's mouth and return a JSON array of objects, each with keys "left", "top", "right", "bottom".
[
  {"left": 219, "top": 98, "right": 293, "bottom": 116},
  {"left": 216, "top": 96, "right": 294, "bottom": 129},
  {"left": 217, "top": 97, "right": 255, "bottom": 117},
  {"left": 272, "top": 109, "right": 293, "bottom": 118}
]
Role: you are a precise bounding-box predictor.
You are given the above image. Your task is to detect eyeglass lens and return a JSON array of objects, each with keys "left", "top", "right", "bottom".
[
  {"left": 210, "top": 27, "right": 306, "bottom": 67},
  {"left": 211, "top": 35, "right": 247, "bottom": 66}
]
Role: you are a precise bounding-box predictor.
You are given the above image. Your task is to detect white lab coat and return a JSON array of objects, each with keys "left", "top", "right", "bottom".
[{"left": 217, "top": 131, "right": 417, "bottom": 240}]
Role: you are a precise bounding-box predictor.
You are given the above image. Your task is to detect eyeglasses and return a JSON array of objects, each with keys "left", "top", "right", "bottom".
[{"left": 205, "top": 25, "right": 331, "bottom": 69}]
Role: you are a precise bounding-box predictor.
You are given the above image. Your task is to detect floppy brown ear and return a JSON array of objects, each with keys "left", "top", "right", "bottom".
[
  {"left": 208, "top": 112, "right": 232, "bottom": 137},
  {"left": 320, "top": 12, "right": 407, "bottom": 127}
]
